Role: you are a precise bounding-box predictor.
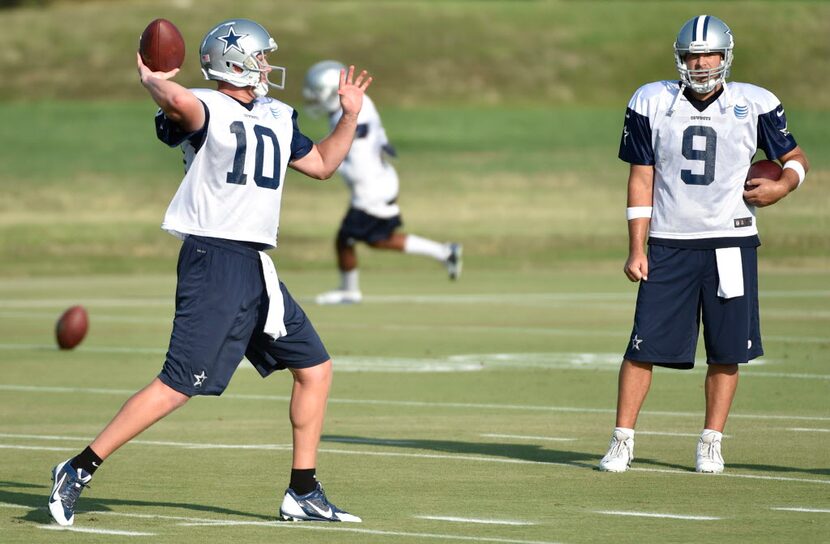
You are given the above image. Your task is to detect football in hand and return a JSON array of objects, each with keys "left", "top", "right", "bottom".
[
  {"left": 55, "top": 305, "right": 89, "bottom": 350},
  {"left": 746, "top": 160, "right": 783, "bottom": 182},
  {"left": 745, "top": 159, "right": 783, "bottom": 191},
  {"left": 139, "top": 18, "right": 186, "bottom": 72}
]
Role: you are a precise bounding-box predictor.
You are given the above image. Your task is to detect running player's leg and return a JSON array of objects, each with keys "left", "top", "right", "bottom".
[{"left": 90, "top": 379, "right": 189, "bottom": 459}]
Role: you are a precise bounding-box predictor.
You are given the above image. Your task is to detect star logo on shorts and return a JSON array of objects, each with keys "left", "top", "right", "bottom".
[
  {"left": 631, "top": 334, "right": 643, "bottom": 351},
  {"left": 193, "top": 371, "right": 207, "bottom": 387}
]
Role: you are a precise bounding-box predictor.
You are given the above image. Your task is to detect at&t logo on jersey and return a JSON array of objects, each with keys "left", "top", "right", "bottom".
[{"left": 733, "top": 104, "right": 749, "bottom": 119}]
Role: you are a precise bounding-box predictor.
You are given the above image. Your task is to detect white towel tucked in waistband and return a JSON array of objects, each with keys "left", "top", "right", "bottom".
[
  {"left": 258, "top": 251, "right": 287, "bottom": 340},
  {"left": 715, "top": 247, "right": 744, "bottom": 299}
]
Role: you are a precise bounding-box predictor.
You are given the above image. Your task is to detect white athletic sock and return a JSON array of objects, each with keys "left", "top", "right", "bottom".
[
  {"left": 614, "top": 427, "right": 635, "bottom": 438},
  {"left": 404, "top": 235, "right": 451, "bottom": 261},
  {"left": 340, "top": 269, "right": 359, "bottom": 292},
  {"left": 701, "top": 429, "right": 723, "bottom": 440}
]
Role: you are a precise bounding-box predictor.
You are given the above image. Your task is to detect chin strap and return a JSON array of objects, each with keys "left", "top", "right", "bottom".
[
  {"left": 720, "top": 81, "right": 733, "bottom": 109},
  {"left": 668, "top": 82, "right": 686, "bottom": 116}
]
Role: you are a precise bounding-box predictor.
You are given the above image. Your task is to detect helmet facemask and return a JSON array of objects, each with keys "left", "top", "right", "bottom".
[{"left": 673, "top": 15, "right": 734, "bottom": 94}]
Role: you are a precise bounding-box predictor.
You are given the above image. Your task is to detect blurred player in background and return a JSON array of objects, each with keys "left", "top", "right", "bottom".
[
  {"left": 303, "top": 60, "right": 462, "bottom": 305},
  {"left": 599, "top": 15, "right": 809, "bottom": 473},
  {"left": 48, "top": 19, "right": 367, "bottom": 526}
]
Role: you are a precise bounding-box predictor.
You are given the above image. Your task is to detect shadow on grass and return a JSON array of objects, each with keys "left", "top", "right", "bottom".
[
  {"left": 322, "top": 434, "right": 600, "bottom": 467},
  {"left": 321, "top": 435, "right": 830, "bottom": 477},
  {"left": 0, "top": 481, "right": 274, "bottom": 526}
]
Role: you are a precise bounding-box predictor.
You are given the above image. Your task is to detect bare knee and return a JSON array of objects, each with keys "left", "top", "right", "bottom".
[
  {"left": 291, "top": 360, "right": 333, "bottom": 387},
  {"left": 147, "top": 378, "right": 191, "bottom": 410}
]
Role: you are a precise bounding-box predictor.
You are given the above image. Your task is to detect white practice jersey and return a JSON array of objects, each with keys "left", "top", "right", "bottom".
[
  {"left": 157, "top": 89, "right": 314, "bottom": 248},
  {"left": 329, "top": 95, "right": 400, "bottom": 218},
  {"left": 619, "top": 81, "right": 797, "bottom": 247}
]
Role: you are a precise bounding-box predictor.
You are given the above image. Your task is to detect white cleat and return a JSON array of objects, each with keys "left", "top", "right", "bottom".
[
  {"left": 280, "top": 483, "right": 361, "bottom": 522},
  {"left": 696, "top": 430, "right": 724, "bottom": 473},
  {"left": 48, "top": 459, "right": 92, "bottom": 526},
  {"left": 315, "top": 290, "right": 363, "bottom": 305},
  {"left": 598, "top": 429, "right": 634, "bottom": 472}
]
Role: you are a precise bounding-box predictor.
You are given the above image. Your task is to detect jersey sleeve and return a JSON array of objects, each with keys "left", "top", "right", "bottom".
[
  {"left": 757, "top": 104, "right": 797, "bottom": 160},
  {"left": 618, "top": 106, "right": 654, "bottom": 165},
  {"left": 289, "top": 109, "right": 314, "bottom": 161},
  {"left": 155, "top": 100, "right": 210, "bottom": 149}
]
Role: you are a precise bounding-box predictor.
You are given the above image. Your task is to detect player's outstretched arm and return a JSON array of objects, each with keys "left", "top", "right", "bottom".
[
  {"left": 743, "top": 146, "right": 810, "bottom": 208},
  {"left": 291, "top": 66, "right": 372, "bottom": 180},
  {"left": 136, "top": 52, "right": 204, "bottom": 133}
]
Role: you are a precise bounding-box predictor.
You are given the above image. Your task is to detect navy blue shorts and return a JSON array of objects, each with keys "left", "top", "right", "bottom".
[
  {"left": 624, "top": 244, "right": 762, "bottom": 369},
  {"left": 159, "top": 236, "right": 330, "bottom": 397},
  {"left": 337, "top": 207, "right": 402, "bottom": 246}
]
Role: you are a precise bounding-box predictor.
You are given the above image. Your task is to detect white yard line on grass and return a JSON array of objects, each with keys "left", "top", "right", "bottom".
[
  {"left": 0, "top": 444, "right": 76, "bottom": 452},
  {"left": 415, "top": 515, "right": 535, "bottom": 526},
  {"left": 176, "top": 520, "right": 560, "bottom": 544},
  {"left": 2, "top": 383, "right": 830, "bottom": 422},
  {"left": 771, "top": 507, "right": 830, "bottom": 513},
  {"left": 595, "top": 510, "right": 720, "bottom": 521},
  {"left": 75, "top": 506, "right": 562, "bottom": 544},
  {"left": 785, "top": 427, "right": 830, "bottom": 433},
  {"left": 39, "top": 525, "right": 155, "bottom": 536},
  {"left": 0, "top": 289, "right": 827, "bottom": 309},
  {"left": 2, "top": 502, "right": 559, "bottom": 543},
  {"left": 1, "top": 433, "right": 828, "bottom": 486}
]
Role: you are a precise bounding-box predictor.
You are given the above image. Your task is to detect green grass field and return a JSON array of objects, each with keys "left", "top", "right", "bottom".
[
  {"left": 1, "top": 1, "right": 828, "bottom": 542},
  {"left": 1, "top": 268, "right": 828, "bottom": 543}
]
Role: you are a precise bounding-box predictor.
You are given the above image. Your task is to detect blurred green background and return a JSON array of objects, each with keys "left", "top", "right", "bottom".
[{"left": 0, "top": 0, "right": 827, "bottom": 277}]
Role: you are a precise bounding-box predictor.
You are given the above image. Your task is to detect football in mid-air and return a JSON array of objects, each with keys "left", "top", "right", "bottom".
[
  {"left": 746, "top": 160, "right": 783, "bottom": 181},
  {"left": 55, "top": 305, "right": 89, "bottom": 350},
  {"left": 139, "top": 18, "right": 186, "bottom": 72}
]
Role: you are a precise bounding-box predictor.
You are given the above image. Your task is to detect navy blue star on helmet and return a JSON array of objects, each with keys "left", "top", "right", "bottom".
[{"left": 217, "top": 26, "right": 248, "bottom": 55}]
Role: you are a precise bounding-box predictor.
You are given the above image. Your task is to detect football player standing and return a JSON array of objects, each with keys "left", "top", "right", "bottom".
[
  {"left": 599, "top": 15, "right": 809, "bottom": 473},
  {"left": 303, "top": 61, "right": 463, "bottom": 305},
  {"left": 48, "top": 19, "right": 368, "bottom": 525}
]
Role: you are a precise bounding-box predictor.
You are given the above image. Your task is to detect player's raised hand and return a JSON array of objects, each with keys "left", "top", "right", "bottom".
[
  {"left": 136, "top": 52, "right": 180, "bottom": 84},
  {"left": 338, "top": 65, "right": 372, "bottom": 116}
]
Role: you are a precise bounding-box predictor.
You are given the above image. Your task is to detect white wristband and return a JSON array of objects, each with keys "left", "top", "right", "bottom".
[
  {"left": 783, "top": 160, "right": 806, "bottom": 188},
  {"left": 626, "top": 206, "right": 653, "bottom": 220}
]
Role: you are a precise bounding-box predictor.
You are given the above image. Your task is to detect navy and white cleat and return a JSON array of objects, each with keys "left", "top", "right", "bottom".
[
  {"left": 279, "top": 482, "right": 361, "bottom": 522},
  {"left": 48, "top": 459, "right": 92, "bottom": 526},
  {"left": 446, "top": 243, "right": 463, "bottom": 281}
]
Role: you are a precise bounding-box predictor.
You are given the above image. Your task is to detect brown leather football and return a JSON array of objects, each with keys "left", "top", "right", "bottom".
[
  {"left": 746, "top": 159, "right": 783, "bottom": 181},
  {"left": 139, "top": 18, "right": 186, "bottom": 72},
  {"left": 56, "top": 305, "right": 88, "bottom": 350}
]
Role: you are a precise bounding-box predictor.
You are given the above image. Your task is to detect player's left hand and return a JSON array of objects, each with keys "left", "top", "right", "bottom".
[
  {"left": 338, "top": 65, "right": 372, "bottom": 116},
  {"left": 743, "top": 177, "right": 791, "bottom": 207}
]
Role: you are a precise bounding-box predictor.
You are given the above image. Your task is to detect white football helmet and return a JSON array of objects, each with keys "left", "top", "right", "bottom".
[
  {"left": 674, "top": 15, "right": 734, "bottom": 94},
  {"left": 302, "top": 60, "right": 346, "bottom": 116},
  {"left": 199, "top": 18, "right": 286, "bottom": 97}
]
